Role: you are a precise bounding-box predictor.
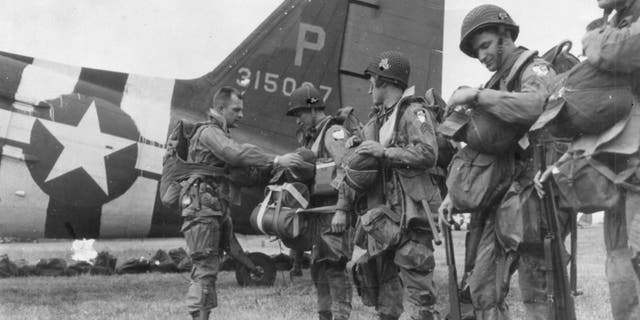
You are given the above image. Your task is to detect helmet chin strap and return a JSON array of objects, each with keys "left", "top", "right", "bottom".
[{"left": 497, "top": 25, "right": 505, "bottom": 71}]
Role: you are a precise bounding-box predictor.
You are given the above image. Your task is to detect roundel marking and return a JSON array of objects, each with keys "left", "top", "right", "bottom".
[{"left": 25, "top": 94, "right": 140, "bottom": 207}]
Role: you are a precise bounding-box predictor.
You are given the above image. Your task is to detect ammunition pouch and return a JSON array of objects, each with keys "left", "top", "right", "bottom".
[
  {"left": 360, "top": 206, "right": 401, "bottom": 253},
  {"left": 180, "top": 177, "right": 225, "bottom": 218},
  {"left": 351, "top": 253, "right": 379, "bottom": 307}
]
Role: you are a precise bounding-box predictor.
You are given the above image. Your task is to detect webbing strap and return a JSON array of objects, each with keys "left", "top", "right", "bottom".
[
  {"left": 588, "top": 157, "right": 640, "bottom": 192},
  {"left": 504, "top": 50, "right": 538, "bottom": 87},
  {"left": 255, "top": 189, "right": 273, "bottom": 235},
  {"left": 379, "top": 86, "right": 415, "bottom": 147},
  {"left": 255, "top": 183, "right": 310, "bottom": 235}
]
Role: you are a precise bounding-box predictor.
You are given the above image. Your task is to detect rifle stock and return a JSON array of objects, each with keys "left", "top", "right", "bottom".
[
  {"left": 443, "top": 219, "right": 462, "bottom": 320},
  {"left": 537, "top": 143, "right": 576, "bottom": 320}
]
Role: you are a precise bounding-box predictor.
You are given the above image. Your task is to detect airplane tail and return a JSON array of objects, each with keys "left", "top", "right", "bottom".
[{"left": 0, "top": 0, "right": 444, "bottom": 238}]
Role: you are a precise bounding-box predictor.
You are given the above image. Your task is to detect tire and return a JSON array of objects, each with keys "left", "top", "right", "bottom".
[{"left": 235, "top": 252, "right": 277, "bottom": 286}]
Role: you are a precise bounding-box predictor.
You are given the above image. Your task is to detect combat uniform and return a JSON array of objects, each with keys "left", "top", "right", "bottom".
[
  {"left": 338, "top": 67, "right": 441, "bottom": 319},
  {"left": 468, "top": 47, "right": 568, "bottom": 320},
  {"left": 305, "top": 115, "right": 353, "bottom": 320},
  {"left": 455, "top": 5, "right": 570, "bottom": 319},
  {"left": 579, "top": 1, "right": 640, "bottom": 318},
  {"left": 286, "top": 83, "right": 353, "bottom": 320},
  {"left": 181, "top": 110, "right": 275, "bottom": 319}
]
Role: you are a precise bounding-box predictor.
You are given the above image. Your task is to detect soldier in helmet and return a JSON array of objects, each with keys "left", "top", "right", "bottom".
[
  {"left": 439, "top": 4, "right": 565, "bottom": 320},
  {"left": 285, "top": 83, "right": 353, "bottom": 320},
  {"left": 535, "top": 0, "right": 640, "bottom": 319},
  {"left": 337, "top": 50, "right": 441, "bottom": 320}
]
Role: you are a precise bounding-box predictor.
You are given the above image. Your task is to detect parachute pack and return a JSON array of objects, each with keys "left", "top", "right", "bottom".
[
  {"left": 159, "top": 120, "right": 228, "bottom": 207},
  {"left": 531, "top": 40, "right": 633, "bottom": 138},
  {"left": 439, "top": 41, "right": 582, "bottom": 155}
]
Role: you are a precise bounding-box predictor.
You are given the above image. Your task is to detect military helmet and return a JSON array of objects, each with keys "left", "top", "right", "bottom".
[
  {"left": 286, "top": 83, "right": 325, "bottom": 116},
  {"left": 364, "top": 50, "right": 410, "bottom": 89},
  {"left": 459, "top": 4, "right": 519, "bottom": 57},
  {"left": 342, "top": 146, "right": 380, "bottom": 192}
]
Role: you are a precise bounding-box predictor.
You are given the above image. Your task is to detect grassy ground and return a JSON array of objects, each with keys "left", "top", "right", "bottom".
[{"left": 0, "top": 226, "right": 612, "bottom": 320}]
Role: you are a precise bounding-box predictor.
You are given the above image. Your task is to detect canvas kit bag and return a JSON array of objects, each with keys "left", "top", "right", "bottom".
[
  {"left": 446, "top": 146, "right": 515, "bottom": 212},
  {"left": 249, "top": 182, "right": 310, "bottom": 239},
  {"left": 553, "top": 154, "right": 640, "bottom": 213}
]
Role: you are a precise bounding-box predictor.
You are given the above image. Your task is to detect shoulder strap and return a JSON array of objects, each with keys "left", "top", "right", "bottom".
[
  {"left": 504, "top": 50, "right": 538, "bottom": 90},
  {"left": 311, "top": 117, "right": 337, "bottom": 157},
  {"left": 187, "top": 123, "right": 210, "bottom": 162},
  {"left": 379, "top": 87, "right": 419, "bottom": 147}
]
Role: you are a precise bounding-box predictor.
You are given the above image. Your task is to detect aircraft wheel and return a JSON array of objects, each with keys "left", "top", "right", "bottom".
[{"left": 235, "top": 252, "right": 276, "bottom": 286}]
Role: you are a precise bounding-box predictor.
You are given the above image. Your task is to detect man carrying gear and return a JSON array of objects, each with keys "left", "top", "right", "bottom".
[
  {"left": 284, "top": 83, "right": 354, "bottom": 320},
  {"left": 535, "top": 1, "right": 640, "bottom": 318},
  {"left": 337, "top": 50, "right": 441, "bottom": 320},
  {"left": 439, "top": 4, "right": 568, "bottom": 319},
  {"left": 181, "top": 86, "right": 303, "bottom": 320}
]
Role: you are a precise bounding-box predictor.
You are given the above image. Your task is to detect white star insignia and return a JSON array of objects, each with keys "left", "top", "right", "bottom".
[{"left": 39, "top": 100, "right": 136, "bottom": 195}]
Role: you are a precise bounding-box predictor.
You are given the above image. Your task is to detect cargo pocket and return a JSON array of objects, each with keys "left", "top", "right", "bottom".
[{"left": 393, "top": 240, "right": 435, "bottom": 273}]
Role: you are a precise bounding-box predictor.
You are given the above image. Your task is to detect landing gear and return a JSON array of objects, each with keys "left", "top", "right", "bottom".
[{"left": 226, "top": 233, "right": 276, "bottom": 286}]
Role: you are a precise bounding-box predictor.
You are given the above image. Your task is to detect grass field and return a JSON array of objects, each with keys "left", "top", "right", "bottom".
[{"left": 0, "top": 226, "right": 612, "bottom": 320}]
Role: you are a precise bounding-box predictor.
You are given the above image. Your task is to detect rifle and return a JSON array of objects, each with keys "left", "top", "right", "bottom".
[
  {"left": 537, "top": 143, "right": 576, "bottom": 320},
  {"left": 442, "top": 217, "right": 461, "bottom": 320},
  {"left": 569, "top": 210, "right": 582, "bottom": 296}
]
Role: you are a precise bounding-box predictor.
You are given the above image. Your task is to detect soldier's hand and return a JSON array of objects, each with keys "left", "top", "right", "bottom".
[
  {"left": 447, "top": 87, "right": 480, "bottom": 107},
  {"left": 345, "top": 135, "right": 362, "bottom": 149},
  {"left": 331, "top": 210, "right": 347, "bottom": 233},
  {"left": 534, "top": 166, "right": 557, "bottom": 198},
  {"left": 275, "top": 153, "right": 304, "bottom": 168},
  {"left": 357, "top": 140, "right": 385, "bottom": 158},
  {"left": 438, "top": 194, "right": 454, "bottom": 227}
]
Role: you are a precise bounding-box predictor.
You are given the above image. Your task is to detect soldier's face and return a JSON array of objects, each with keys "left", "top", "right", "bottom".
[
  {"left": 472, "top": 31, "right": 501, "bottom": 72},
  {"left": 221, "top": 94, "right": 244, "bottom": 128},
  {"left": 368, "top": 76, "right": 385, "bottom": 106},
  {"left": 597, "top": 0, "right": 626, "bottom": 9},
  {"left": 294, "top": 110, "right": 314, "bottom": 132}
]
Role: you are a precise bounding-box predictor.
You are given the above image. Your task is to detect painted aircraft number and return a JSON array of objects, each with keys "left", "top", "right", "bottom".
[{"left": 236, "top": 67, "right": 332, "bottom": 102}]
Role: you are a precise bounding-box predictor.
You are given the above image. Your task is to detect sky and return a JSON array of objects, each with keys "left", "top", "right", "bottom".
[{"left": 0, "top": 0, "right": 603, "bottom": 100}]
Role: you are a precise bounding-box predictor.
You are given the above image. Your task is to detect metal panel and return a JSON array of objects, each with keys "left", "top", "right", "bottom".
[{"left": 340, "top": 0, "right": 444, "bottom": 105}]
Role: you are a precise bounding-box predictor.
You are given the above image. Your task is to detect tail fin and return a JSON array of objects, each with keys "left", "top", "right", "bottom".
[{"left": 171, "top": 0, "right": 444, "bottom": 152}]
